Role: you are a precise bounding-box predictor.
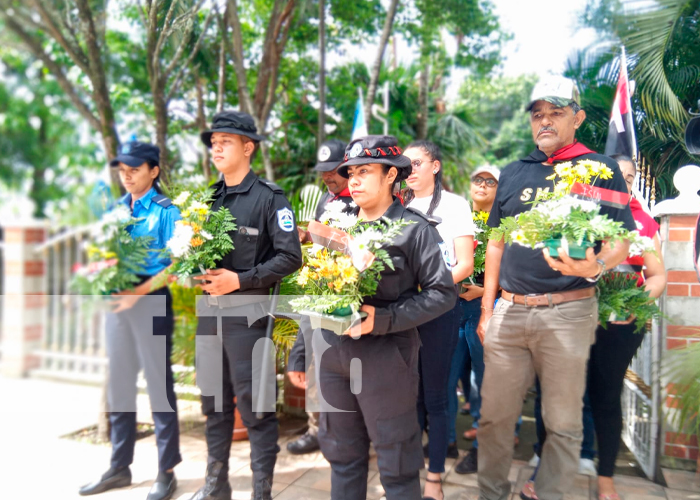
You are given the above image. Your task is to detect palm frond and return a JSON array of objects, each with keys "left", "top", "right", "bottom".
[{"left": 616, "top": 0, "right": 692, "bottom": 138}]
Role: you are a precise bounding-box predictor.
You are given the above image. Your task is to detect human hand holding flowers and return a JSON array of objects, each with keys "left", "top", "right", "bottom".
[{"left": 194, "top": 268, "right": 240, "bottom": 295}]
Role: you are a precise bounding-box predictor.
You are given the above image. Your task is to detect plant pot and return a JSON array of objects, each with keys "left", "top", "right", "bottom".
[
  {"left": 543, "top": 238, "right": 594, "bottom": 260},
  {"left": 608, "top": 312, "right": 630, "bottom": 322},
  {"left": 232, "top": 397, "right": 248, "bottom": 441},
  {"left": 304, "top": 310, "right": 368, "bottom": 335}
]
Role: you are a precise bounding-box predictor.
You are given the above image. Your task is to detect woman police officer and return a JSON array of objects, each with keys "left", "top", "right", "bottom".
[
  {"left": 288, "top": 135, "right": 457, "bottom": 500},
  {"left": 79, "top": 141, "right": 182, "bottom": 500}
]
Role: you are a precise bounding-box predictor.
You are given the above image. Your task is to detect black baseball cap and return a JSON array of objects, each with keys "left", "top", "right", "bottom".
[
  {"left": 201, "top": 110, "right": 265, "bottom": 147},
  {"left": 314, "top": 139, "right": 347, "bottom": 172},
  {"left": 109, "top": 141, "right": 160, "bottom": 167},
  {"left": 337, "top": 135, "right": 411, "bottom": 178}
]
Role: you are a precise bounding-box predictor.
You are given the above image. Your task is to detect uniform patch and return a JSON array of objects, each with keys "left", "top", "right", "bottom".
[
  {"left": 348, "top": 142, "right": 363, "bottom": 158},
  {"left": 318, "top": 145, "right": 331, "bottom": 162},
  {"left": 277, "top": 208, "right": 295, "bottom": 233},
  {"left": 438, "top": 242, "right": 452, "bottom": 269}
]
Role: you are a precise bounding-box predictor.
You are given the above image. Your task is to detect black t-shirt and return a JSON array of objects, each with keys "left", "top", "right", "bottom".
[{"left": 487, "top": 150, "right": 636, "bottom": 294}]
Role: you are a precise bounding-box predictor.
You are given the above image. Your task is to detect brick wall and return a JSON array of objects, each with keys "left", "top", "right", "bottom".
[
  {"left": 659, "top": 213, "right": 700, "bottom": 466},
  {"left": 0, "top": 223, "right": 48, "bottom": 377}
]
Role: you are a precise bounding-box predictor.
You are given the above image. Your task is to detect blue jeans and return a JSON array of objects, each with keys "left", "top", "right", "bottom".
[
  {"left": 447, "top": 298, "right": 482, "bottom": 444},
  {"left": 417, "top": 300, "right": 460, "bottom": 473},
  {"left": 533, "top": 377, "right": 596, "bottom": 460}
]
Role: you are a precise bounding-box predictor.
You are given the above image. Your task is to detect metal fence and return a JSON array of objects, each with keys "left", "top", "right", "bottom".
[{"left": 32, "top": 226, "right": 109, "bottom": 383}]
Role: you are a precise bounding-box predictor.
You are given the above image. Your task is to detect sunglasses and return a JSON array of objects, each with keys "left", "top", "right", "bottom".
[{"left": 472, "top": 176, "right": 497, "bottom": 187}]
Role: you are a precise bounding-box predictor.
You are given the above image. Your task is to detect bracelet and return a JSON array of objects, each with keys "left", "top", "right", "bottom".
[
  {"left": 481, "top": 306, "right": 494, "bottom": 311},
  {"left": 585, "top": 259, "right": 607, "bottom": 283}
]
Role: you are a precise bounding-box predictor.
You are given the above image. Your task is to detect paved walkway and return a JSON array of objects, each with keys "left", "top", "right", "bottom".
[{"left": 1, "top": 376, "right": 699, "bottom": 500}]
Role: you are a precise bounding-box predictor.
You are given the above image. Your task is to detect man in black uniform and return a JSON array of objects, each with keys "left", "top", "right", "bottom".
[
  {"left": 288, "top": 138, "right": 352, "bottom": 455},
  {"left": 289, "top": 136, "right": 458, "bottom": 500},
  {"left": 475, "top": 77, "right": 636, "bottom": 500},
  {"left": 190, "top": 111, "right": 302, "bottom": 500}
]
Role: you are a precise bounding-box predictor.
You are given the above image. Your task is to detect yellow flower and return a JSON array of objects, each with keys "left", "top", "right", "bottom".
[
  {"left": 333, "top": 278, "right": 345, "bottom": 291},
  {"left": 297, "top": 267, "right": 310, "bottom": 287},
  {"left": 341, "top": 266, "right": 358, "bottom": 284},
  {"left": 191, "top": 236, "right": 204, "bottom": 247}
]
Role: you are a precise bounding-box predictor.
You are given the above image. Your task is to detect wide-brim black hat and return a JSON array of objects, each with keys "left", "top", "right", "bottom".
[
  {"left": 201, "top": 110, "right": 265, "bottom": 147},
  {"left": 337, "top": 135, "right": 412, "bottom": 178}
]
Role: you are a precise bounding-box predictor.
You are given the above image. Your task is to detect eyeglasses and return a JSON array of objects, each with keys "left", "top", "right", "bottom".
[
  {"left": 410, "top": 159, "right": 425, "bottom": 170},
  {"left": 472, "top": 176, "right": 497, "bottom": 187}
]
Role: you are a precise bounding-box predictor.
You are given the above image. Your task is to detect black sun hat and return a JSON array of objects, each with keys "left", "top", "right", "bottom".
[
  {"left": 109, "top": 141, "right": 160, "bottom": 167},
  {"left": 337, "top": 135, "right": 412, "bottom": 178},
  {"left": 314, "top": 139, "right": 347, "bottom": 172},
  {"left": 201, "top": 110, "right": 265, "bottom": 147}
]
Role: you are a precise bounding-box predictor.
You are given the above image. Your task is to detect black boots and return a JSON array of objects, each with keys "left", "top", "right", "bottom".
[
  {"left": 79, "top": 466, "right": 132, "bottom": 496},
  {"left": 189, "top": 462, "right": 232, "bottom": 500},
  {"left": 147, "top": 471, "right": 177, "bottom": 500},
  {"left": 252, "top": 475, "right": 273, "bottom": 500},
  {"left": 286, "top": 432, "right": 320, "bottom": 455}
]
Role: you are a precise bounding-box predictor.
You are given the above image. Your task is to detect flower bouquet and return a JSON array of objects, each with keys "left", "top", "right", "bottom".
[
  {"left": 597, "top": 272, "right": 662, "bottom": 333},
  {"left": 290, "top": 201, "right": 413, "bottom": 334},
  {"left": 463, "top": 210, "right": 490, "bottom": 287},
  {"left": 166, "top": 190, "right": 236, "bottom": 282},
  {"left": 492, "top": 160, "right": 631, "bottom": 259},
  {"left": 71, "top": 205, "right": 153, "bottom": 295}
]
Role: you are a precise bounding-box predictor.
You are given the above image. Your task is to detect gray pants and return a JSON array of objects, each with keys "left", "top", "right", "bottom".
[{"left": 478, "top": 296, "right": 597, "bottom": 500}]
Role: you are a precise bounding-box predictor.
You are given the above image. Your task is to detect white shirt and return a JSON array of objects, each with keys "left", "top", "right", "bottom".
[{"left": 407, "top": 190, "right": 475, "bottom": 268}]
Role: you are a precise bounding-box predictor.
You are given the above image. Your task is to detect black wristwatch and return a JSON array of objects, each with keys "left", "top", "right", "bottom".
[{"left": 586, "top": 259, "right": 606, "bottom": 283}]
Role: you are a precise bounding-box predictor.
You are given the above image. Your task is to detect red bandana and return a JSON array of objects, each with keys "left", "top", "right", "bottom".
[{"left": 545, "top": 141, "right": 595, "bottom": 164}]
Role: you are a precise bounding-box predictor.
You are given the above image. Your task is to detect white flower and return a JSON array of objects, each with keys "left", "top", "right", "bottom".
[
  {"left": 199, "top": 230, "right": 213, "bottom": 240},
  {"left": 635, "top": 221, "right": 645, "bottom": 230},
  {"left": 167, "top": 223, "right": 194, "bottom": 258},
  {"left": 324, "top": 200, "right": 348, "bottom": 214},
  {"left": 628, "top": 231, "right": 655, "bottom": 256},
  {"left": 188, "top": 200, "right": 209, "bottom": 212},
  {"left": 173, "top": 191, "right": 191, "bottom": 206}
]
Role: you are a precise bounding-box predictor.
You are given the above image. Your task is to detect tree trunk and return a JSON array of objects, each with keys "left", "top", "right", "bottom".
[
  {"left": 318, "top": 0, "right": 326, "bottom": 147},
  {"left": 152, "top": 83, "right": 171, "bottom": 183},
  {"left": 416, "top": 39, "right": 430, "bottom": 140},
  {"left": 365, "top": 0, "right": 399, "bottom": 129},
  {"left": 196, "top": 75, "right": 212, "bottom": 181}
]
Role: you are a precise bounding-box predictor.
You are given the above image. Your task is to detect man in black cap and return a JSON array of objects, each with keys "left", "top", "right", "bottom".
[
  {"left": 288, "top": 135, "right": 457, "bottom": 500},
  {"left": 287, "top": 139, "right": 352, "bottom": 455},
  {"left": 190, "top": 110, "right": 302, "bottom": 500}
]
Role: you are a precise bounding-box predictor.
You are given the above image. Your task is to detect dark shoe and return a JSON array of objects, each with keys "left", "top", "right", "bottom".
[
  {"left": 286, "top": 432, "right": 319, "bottom": 455},
  {"left": 251, "top": 475, "right": 273, "bottom": 500},
  {"left": 79, "top": 466, "right": 132, "bottom": 496},
  {"left": 147, "top": 471, "right": 177, "bottom": 500},
  {"left": 454, "top": 448, "right": 478, "bottom": 474},
  {"left": 423, "top": 442, "right": 459, "bottom": 459},
  {"left": 189, "top": 461, "right": 231, "bottom": 500}
]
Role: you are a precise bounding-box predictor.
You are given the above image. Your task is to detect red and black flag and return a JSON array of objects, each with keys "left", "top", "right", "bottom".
[{"left": 604, "top": 48, "right": 637, "bottom": 159}]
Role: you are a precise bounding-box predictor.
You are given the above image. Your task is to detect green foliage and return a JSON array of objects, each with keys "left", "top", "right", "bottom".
[
  {"left": 469, "top": 211, "right": 490, "bottom": 278},
  {"left": 596, "top": 272, "right": 662, "bottom": 333},
  {"left": 664, "top": 336, "right": 700, "bottom": 436},
  {"left": 170, "top": 281, "right": 201, "bottom": 367},
  {"left": 71, "top": 207, "right": 154, "bottom": 295},
  {"left": 166, "top": 189, "right": 236, "bottom": 281}
]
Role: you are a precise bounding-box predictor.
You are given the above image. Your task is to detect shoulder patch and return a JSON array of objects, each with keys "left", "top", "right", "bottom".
[
  {"left": 277, "top": 207, "right": 295, "bottom": 232},
  {"left": 151, "top": 194, "right": 173, "bottom": 208},
  {"left": 406, "top": 207, "right": 439, "bottom": 226},
  {"left": 259, "top": 179, "right": 284, "bottom": 194}
]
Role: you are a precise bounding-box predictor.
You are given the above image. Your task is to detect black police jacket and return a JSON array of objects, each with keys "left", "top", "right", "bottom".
[
  {"left": 210, "top": 170, "right": 302, "bottom": 294},
  {"left": 288, "top": 197, "right": 457, "bottom": 371}
]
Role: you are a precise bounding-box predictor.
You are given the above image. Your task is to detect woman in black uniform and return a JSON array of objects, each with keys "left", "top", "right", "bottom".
[{"left": 289, "top": 135, "right": 457, "bottom": 500}]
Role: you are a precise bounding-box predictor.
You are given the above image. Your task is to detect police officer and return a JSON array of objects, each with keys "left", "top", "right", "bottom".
[
  {"left": 79, "top": 141, "right": 182, "bottom": 500},
  {"left": 288, "top": 135, "right": 457, "bottom": 500},
  {"left": 288, "top": 138, "right": 352, "bottom": 455},
  {"left": 189, "top": 111, "right": 302, "bottom": 500}
]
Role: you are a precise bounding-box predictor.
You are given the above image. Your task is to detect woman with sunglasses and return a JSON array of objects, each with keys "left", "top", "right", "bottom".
[
  {"left": 452, "top": 165, "right": 503, "bottom": 475},
  {"left": 402, "top": 141, "right": 474, "bottom": 500},
  {"left": 288, "top": 135, "right": 457, "bottom": 500}
]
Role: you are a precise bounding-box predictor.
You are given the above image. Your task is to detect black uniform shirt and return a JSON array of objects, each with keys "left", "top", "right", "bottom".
[
  {"left": 355, "top": 198, "right": 457, "bottom": 335},
  {"left": 210, "top": 170, "right": 303, "bottom": 293},
  {"left": 487, "top": 150, "right": 636, "bottom": 295}
]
